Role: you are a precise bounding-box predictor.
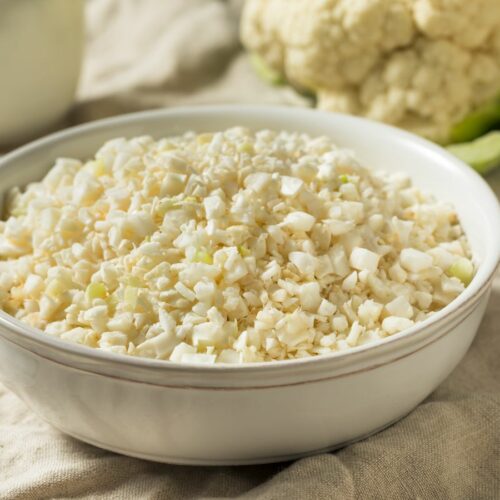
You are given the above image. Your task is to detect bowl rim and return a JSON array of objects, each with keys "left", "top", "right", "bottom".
[{"left": 0, "top": 104, "right": 498, "bottom": 375}]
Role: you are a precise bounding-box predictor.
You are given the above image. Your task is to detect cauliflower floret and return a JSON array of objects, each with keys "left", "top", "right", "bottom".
[{"left": 241, "top": 0, "right": 500, "bottom": 142}]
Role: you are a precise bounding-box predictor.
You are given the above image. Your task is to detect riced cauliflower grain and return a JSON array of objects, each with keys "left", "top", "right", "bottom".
[{"left": 0, "top": 128, "right": 474, "bottom": 363}]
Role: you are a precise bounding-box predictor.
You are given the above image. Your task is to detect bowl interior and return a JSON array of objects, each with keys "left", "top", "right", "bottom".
[
  {"left": 1, "top": 106, "right": 498, "bottom": 267},
  {"left": 0, "top": 105, "right": 498, "bottom": 373}
]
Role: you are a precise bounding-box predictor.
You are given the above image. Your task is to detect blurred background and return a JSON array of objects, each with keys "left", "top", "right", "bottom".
[
  {"left": 0, "top": 0, "right": 304, "bottom": 150},
  {"left": 74, "top": 0, "right": 308, "bottom": 121}
]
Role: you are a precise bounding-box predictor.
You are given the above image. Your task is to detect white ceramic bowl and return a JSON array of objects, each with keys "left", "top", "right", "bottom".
[
  {"left": 0, "top": 0, "right": 84, "bottom": 146},
  {"left": 0, "top": 106, "right": 498, "bottom": 465}
]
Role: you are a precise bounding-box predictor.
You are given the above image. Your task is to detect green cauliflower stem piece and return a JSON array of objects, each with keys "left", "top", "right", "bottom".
[
  {"left": 249, "top": 53, "right": 286, "bottom": 86},
  {"left": 447, "top": 132, "right": 500, "bottom": 175},
  {"left": 448, "top": 95, "right": 500, "bottom": 144}
]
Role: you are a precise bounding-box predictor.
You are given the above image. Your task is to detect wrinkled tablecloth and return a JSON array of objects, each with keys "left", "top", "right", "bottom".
[{"left": 1, "top": 1, "right": 499, "bottom": 498}]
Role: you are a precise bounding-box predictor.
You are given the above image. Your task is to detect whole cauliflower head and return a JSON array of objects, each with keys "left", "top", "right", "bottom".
[{"left": 241, "top": 0, "right": 500, "bottom": 142}]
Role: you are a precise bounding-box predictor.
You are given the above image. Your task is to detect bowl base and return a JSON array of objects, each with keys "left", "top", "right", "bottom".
[{"left": 53, "top": 412, "right": 411, "bottom": 466}]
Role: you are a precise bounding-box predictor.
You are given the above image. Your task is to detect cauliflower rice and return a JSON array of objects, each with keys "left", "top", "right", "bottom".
[{"left": 0, "top": 128, "right": 474, "bottom": 363}]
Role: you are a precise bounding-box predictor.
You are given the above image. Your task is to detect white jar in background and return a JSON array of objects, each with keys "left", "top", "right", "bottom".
[{"left": 0, "top": 0, "right": 84, "bottom": 146}]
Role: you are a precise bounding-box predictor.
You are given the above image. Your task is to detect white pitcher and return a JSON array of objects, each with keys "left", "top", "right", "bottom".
[{"left": 0, "top": 0, "right": 84, "bottom": 146}]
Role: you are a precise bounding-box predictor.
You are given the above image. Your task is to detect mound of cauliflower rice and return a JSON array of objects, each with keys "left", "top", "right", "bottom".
[{"left": 0, "top": 128, "right": 474, "bottom": 363}]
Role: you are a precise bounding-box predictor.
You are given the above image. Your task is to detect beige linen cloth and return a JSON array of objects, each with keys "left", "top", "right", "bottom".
[{"left": 1, "top": 1, "right": 499, "bottom": 498}]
